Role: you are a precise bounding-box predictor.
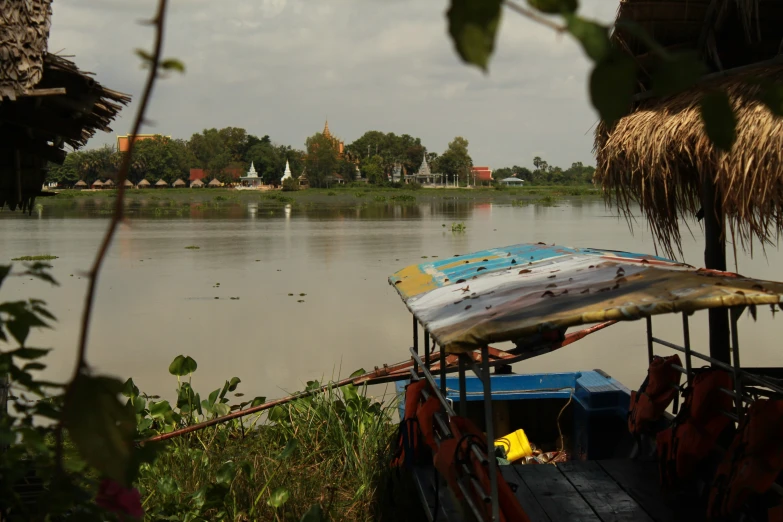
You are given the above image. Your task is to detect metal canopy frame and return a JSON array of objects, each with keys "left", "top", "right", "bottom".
[{"left": 409, "top": 305, "right": 783, "bottom": 521}]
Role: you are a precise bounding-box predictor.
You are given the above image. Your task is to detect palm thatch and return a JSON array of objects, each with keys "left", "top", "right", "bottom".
[
  {"left": 74, "top": 180, "right": 87, "bottom": 189},
  {"left": 207, "top": 178, "right": 222, "bottom": 187},
  {"left": 91, "top": 180, "right": 103, "bottom": 188},
  {"left": 0, "top": 0, "right": 130, "bottom": 213},
  {"left": 190, "top": 179, "right": 204, "bottom": 188},
  {"left": 103, "top": 179, "right": 114, "bottom": 188},
  {"left": 595, "top": 0, "right": 783, "bottom": 258},
  {"left": 155, "top": 179, "right": 168, "bottom": 188},
  {"left": 172, "top": 178, "right": 186, "bottom": 187},
  {"left": 137, "top": 179, "right": 151, "bottom": 188},
  {"left": 123, "top": 179, "right": 133, "bottom": 187}
]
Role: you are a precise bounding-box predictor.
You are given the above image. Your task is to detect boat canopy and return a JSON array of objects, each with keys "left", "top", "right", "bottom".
[{"left": 389, "top": 243, "right": 783, "bottom": 353}]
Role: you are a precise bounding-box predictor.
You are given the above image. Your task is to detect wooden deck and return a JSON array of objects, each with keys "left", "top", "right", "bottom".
[{"left": 502, "top": 460, "right": 706, "bottom": 522}]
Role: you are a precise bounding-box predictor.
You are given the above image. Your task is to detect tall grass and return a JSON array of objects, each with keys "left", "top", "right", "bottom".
[{"left": 137, "top": 378, "right": 402, "bottom": 521}]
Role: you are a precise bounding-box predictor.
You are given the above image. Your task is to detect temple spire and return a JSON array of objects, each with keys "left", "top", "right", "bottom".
[
  {"left": 323, "top": 119, "right": 331, "bottom": 138},
  {"left": 281, "top": 159, "right": 293, "bottom": 181}
]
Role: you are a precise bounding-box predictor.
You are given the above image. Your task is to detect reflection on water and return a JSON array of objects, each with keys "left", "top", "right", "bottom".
[{"left": 1, "top": 198, "right": 782, "bottom": 405}]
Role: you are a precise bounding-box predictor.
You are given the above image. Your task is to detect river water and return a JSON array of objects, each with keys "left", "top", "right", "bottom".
[{"left": 1, "top": 196, "right": 781, "bottom": 405}]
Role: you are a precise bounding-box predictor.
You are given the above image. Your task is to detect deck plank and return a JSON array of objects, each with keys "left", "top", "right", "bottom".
[
  {"left": 500, "top": 466, "right": 552, "bottom": 522},
  {"left": 597, "top": 460, "right": 689, "bottom": 522},
  {"left": 558, "top": 461, "right": 654, "bottom": 522},
  {"left": 514, "top": 464, "right": 601, "bottom": 521}
]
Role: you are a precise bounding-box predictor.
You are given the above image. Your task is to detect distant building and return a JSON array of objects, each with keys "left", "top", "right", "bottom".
[
  {"left": 321, "top": 120, "right": 345, "bottom": 156},
  {"left": 116, "top": 134, "right": 169, "bottom": 152},
  {"left": 471, "top": 166, "right": 493, "bottom": 186},
  {"left": 407, "top": 153, "right": 442, "bottom": 185},
  {"left": 499, "top": 176, "right": 524, "bottom": 186},
  {"left": 189, "top": 168, "right": 207, "bottom": 181},
  {"left": 240, "top": 162, "right": 261, "bottom": 188},
  {"left": 281, "top": 160, "right": 293, "bottom": 182}
]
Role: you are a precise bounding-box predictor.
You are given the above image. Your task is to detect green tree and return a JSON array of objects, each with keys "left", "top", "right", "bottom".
[
  {"left": 305, "top": 132, "right": 339, "bottom": 188},
  {"left": 362, "top": 155, "right": 385, "bottom": 185},
  {"left": 129, "top": 136, "right": 191, "bottom": 184},
  {"left": 438, "top": 136, "right": 472, "bottom": 185}
]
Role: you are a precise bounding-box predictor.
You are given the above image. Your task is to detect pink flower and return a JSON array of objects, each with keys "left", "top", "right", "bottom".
[{"left": 96, "top": 478, "right": 144, "bottom": 520}]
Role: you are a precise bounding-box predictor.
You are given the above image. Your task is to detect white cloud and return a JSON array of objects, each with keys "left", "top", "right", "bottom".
[{"left": 47, "top": 0, "right": 620, "bottom": 168}]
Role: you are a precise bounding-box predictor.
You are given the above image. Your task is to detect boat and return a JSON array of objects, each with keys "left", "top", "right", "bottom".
[{"left": 388, "top": 242, "right": 783, "bottom": 522}]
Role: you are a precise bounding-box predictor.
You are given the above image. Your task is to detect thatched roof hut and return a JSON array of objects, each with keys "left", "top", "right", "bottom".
[
  {"left": 190, "top": 179, "right": 204, "bottom": 188},
  {"left": 595, "top": 0, "right": 783, "bottom": 258},
  {"left": 123, "top": 179, "right": 133, "bottom": 188},
  {"left": 0, "top": 0, "right": 130, "bottom": 212},
  {"left": 103, "top": 179, "right": 114, "bottom": 188},
  {"left": 91, "top": 180, "right": 103, "bottom": 189},
  {"left": 207, "top": 178, "right": 222, "bottom": 188},
  {"left": 172, "top": 178, "right": 186, "bottom": 188},
  {"left": 137, "top": 179, "right": 151, "bottom": 188},
  {"left": 594, "top": 0, "right": 783, "bottom": 363},
  {"left": 74, "top": 180, "right": 87, "bottom": 190},
  {"left": 155, "top": 179, "right": 169, "bottom": 188}
]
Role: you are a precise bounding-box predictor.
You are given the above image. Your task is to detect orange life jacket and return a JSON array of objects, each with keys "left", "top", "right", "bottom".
[
  {"left": 657, "top": 368, "right": 734, "bottom": 487},
  {"left": 628, "top": 354, "right": 682, "bottom": 435},
  {"left": 433, "top": 416, "right": 530, "bottom": 522},
  {"left": 707, "top": 399, "right": 783, "bottom": 519},
  {"left": 391, "top": 380, "right": 429, "bottom": 468},
  {"left": 416, "top": 396, "right": 442, "bottom": 454}
]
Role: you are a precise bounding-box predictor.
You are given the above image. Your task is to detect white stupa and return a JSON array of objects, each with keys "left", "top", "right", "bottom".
[
  {"left": 281, "top": 160, "right": 293, "bottom": 181},
  {"left": 239, "top": 161, "right": 261, "bottom": 188}
]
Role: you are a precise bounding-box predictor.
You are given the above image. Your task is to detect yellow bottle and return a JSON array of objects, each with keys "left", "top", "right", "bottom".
[{"left": 495, "top": 429, "right": 533, "bottom": 462}]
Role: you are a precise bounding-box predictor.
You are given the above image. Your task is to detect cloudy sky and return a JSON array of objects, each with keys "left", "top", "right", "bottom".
[{"left": 49, "top": 0, "right": 619, "bottom": 169}]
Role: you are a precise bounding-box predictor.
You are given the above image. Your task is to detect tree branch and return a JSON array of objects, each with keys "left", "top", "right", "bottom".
[
  {"left": 57, "top": 0, "right": 170, "bottom": 465},
  {"left": 504, "top": 1, "right": 567, "bottom": 33}
]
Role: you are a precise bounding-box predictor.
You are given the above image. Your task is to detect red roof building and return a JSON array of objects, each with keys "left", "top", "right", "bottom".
[
  {"left": 189, "top": 168, "right": 206, "bottom": 181},
  {"left": 471, "top": 166, "right": 493, "bottom": 185}
]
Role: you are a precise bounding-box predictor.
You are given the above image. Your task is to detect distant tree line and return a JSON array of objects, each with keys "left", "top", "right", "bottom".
[
  {"left": 46, "top": 126, "right": 594, "bottom": 187},
  {"left": 493, "top": 157, "right": 596, "bottom": 185}
]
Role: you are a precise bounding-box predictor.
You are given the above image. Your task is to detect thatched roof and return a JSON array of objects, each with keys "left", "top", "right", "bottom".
[
  {"left": 123, "top": 179, "right": 133, "bottom": 187},
  {"left": 207, "top": 178, "right": 222, "bottom": 187},
  {"left": 103, "top": 179, "right": 114, "bottom": 187},
  {"left": 91, "top": 180, "right": 103, "bottom": 187},
  {"left": 0, "top": 0, "right": 130, "bottom": 213},
  {"left": 155, "top": 179, "right": 168, "bottom": 187},
  {"left": 74, "top": 180, "right": 87, "bottom": 187},
  {"left": 595, "top": 0, "right": 783, "bottom": 257},
  {"left": 172, "top": 178, "right": 186, "bottom": 187},
  {"left": 137, "top": 179, "right": 151, "bottom": 187},
  {"left": 190, "top": 179, "right": 204, "bottom": 187}
]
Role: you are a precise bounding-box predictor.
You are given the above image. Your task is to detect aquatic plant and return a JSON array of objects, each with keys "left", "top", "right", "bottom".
[
  {"left": 373, "top": 195, "right": 387, "bottom": 203},
  {"left": 451, "top": 222, "right": 467, "bottom": 232},
  {"left": 535, "top": 195, "right": 558, "bottom": 207},
  {"left": 390, "top": 194, "right": 415, "bottom": 203},
  {"left": 11, "top": 255, "right": 58, "bottom": 261},
  {"left": 327, "top": 191, "right": 337, "bottom": 196},
  {"left": 184, "top": 246, "right": 200, "bottom": 250}
]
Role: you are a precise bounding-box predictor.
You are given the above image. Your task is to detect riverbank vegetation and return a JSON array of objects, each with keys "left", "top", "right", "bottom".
[{"left": 45, "top": 124, "right": 596, "bottom": 190}]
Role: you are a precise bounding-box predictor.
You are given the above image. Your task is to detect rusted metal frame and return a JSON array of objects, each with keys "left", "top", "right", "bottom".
[
  {"left": 458, "top": 355, "right": 467, "bottom": 417},
  {"left": 682, "top": 313, "right": 693, "bottom": 378},
  {"left": 410, "top": 348, "right": 455, "bottom": 416},
  {"left": 730, "top": 307, "right": 744, "bottom": 420},
  {"left": 413, "top": 317, "right": 419, "bottom": 375},
  {"left": 457, "top": 478, "right": 489, "bottom": 521},
  {"left": 646, "top": 316, "right": 654, "bottom": 364},
  {"left": 461, "top": 353, "right": 486, "bottom": 385},
  {"left": 652, "top": 334, "right": 783, "bottom": 396},
  {"left": 481, "top": 344, "right": 500, "bottom": 521},
  {"left": 424, "top": 330, "right": 430, "bottom": 369}
]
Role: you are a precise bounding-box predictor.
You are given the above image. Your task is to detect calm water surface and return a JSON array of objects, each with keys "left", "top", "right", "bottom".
[{"left": 1, "top": 197, "right": 782, "bottom": 404}]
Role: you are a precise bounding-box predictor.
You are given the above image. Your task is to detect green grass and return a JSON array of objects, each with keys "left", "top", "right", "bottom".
[
  {"left": 138, "top": 382, "right": 408, "bottom": 521},
  {"left": 11, "top": 255, "right": 58, "bottom": 261}
]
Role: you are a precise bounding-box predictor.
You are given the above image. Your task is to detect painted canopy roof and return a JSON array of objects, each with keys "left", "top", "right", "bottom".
[{"left": 389, "top": 243, "right": 783, "bottom": 353}]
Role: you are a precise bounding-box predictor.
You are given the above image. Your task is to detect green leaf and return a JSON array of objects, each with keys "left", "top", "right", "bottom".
[
  {"left": 135, "top": 48, "right": 154, "bottom": 62},
  {"left": 62, "top": 374, "right": 136, "bottom": 485},
  {"left": 267, "top": 487, "right": 290, "bottom": 508},
  {"left": 268, "top": 405, "right": 287, "bottom": 422},
  {"left": 208, "top": 388, "right": 220, "bottom": 407},
  {"left": 10, "top": 347, "right": 50, "bottom": 359},
  {"left": 565, "top": 14, "right": 610, "bottom": 62},
  {"left": 446, "top": 0, "right": 503, "bottom": 72},
  {"left": 652, "top": 52, "right": 705, "bottom": 97},
  {"left": 160, "top": 58, "right": 186, "bottom": 73},
  {"left": 589, "top": 52, "right": 637, "bottom": 127},
  {"left": 349, "top": 368, "right": 365, "bottom": 379},
  {"left": 239, "top": 460, "right": 255, "bottom": 481},
  {"left": 227, "top": 376, "right": 241, "bottom": 392},
  {"left": 216, "top": 460, "right": 236, "bottom": 485},
  {"left": 122, "top": 378, "right": 139, "bottom": 399},
  {"left": 300, "top": 503, "right": 325, "bottom": 522},
  {"left": 700, "top": 91, "right": 737, "bottom": 152},
  {"left": 527, "top": 0, "right": 578, "bottom": 15},
  {"left": 21, "top": 362, "right": 45, "bottom": 372},
  {"left": 277, "top": 439, "right": 298, "bottom": 460},
  {"left": 250, "top": 396, "right": 266, "bottom": 408},
  {"left": 158, "top": 476, "right": 180, "bottom": 496},
  {"left": 168, "top": 355, "right": 198, "bottom": 376}
]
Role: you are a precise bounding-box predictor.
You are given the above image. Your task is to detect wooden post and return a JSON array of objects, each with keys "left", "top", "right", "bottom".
[{"left": 702, "top": 175, "right": 731, "bottom": 364}]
